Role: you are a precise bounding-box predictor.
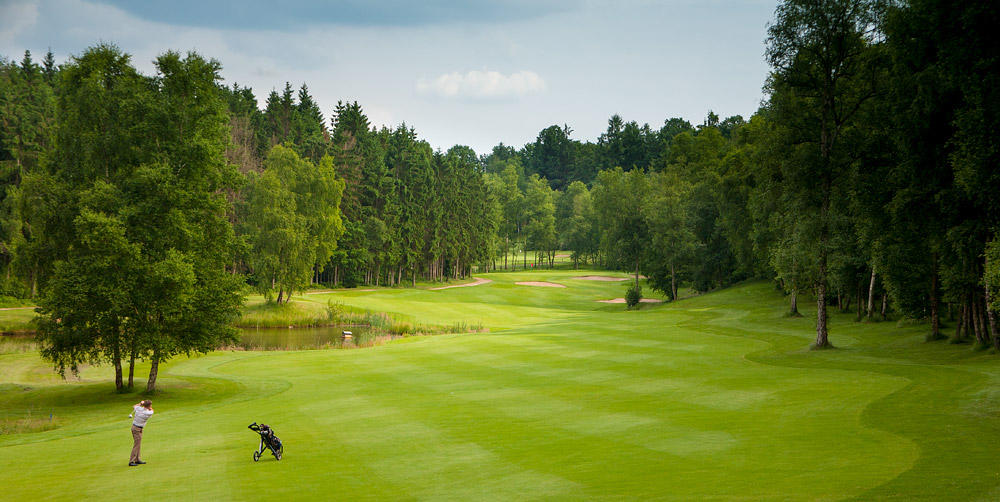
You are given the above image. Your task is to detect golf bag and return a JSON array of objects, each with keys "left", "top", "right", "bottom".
[{"left": 248, "top": 422, "right": 283, "bottom": 461}]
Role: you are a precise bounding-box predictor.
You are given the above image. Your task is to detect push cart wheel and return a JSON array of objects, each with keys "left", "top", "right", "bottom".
[
  {"left": 253, "top": 451, "right": 260, "bottom": 462},
  {"left": 275, "top": 445, "right": 283, "bottom": 460}
]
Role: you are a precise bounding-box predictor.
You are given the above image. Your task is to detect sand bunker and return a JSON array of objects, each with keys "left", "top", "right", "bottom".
[
  {"left": 555, "top": 254, "right": 570, "bottom": 258},
  {"left": 515, "top": 281, "right": 566, "bottom": 288},
  {"left": 573, "top": 276, "right": 630, "bottom": 282},
  {"left": 596, "top": 298, "right": 664, "bottom": 304},
  {"left": 431, "top": 278, "right": 493, "bottom": 290}
]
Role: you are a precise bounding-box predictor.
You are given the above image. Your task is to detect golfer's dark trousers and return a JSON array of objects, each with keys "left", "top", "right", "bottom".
[{"left": 130, "top": 425, "right": 143, "bottom": 463}]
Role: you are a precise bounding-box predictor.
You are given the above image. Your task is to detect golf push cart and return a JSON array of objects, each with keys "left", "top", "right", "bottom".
[{"left": 248, "top": 422, "right": 283, "bottom": 461}]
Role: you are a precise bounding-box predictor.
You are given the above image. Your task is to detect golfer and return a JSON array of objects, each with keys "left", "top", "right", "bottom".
[{"left": 129, "top": 400, "right": 154, "bottom": 466}]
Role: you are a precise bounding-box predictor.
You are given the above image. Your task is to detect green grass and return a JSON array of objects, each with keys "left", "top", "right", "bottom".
[{"left": 1, "top": 270, "right": 999, "bottom": 500}]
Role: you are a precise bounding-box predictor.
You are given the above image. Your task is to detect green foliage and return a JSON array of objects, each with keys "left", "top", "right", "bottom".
[
  {"left": 765, "top": 0, "right": 884, "bottom": 348},
  {"left": 599, "top": 115, "right": 657, "bottom": 173},
  {"left": 526, "top": 124, "right": 575, "bottom": 190},
  {"left": 559, "top": 181, "right": 597, "bottom": 268},
  {"left": 0, "top": 51, "right": 57, "bottom": 298},
  {"left": 238, "top": 146, "right": 344, "bottom": 302},
  {"left": 592, "top": 167, "right": 649, "bottom": 276},
  {"left": 30, "top": 45, "right": 245, "bottom": 391},
  {"left": 625, "top": 283, "right": 642, "bottom": 308},
  {"left": 523, "top": 174, "right": 557, "bottom": 266},
  {"left": 642, "top": 169, "right": 694, "bottom": 300}
]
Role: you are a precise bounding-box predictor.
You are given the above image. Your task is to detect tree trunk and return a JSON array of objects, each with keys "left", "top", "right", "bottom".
[
  {"left": 790, "top": 288, "right": 800, "bottom": 316},
  {"left": 635, "top": 258, "right": 640, "bottom": 289},
  {"left": 146, "top": 347, "right": 160, "bottom": 393},
  {"left": 670, "top": 261, "right": 678, "bottom": 301},
  {"left": 277, "top": 287, "right": 284, "bottom": 305},
  {"left": 815, "top": 253, "right": 830, "bottom": 348},
  {"left": 114, "top": 346, "right": 124, "bottom": 391},
  {"left": 930, "top": 265, "right": 941, "bottom": 338},
  {"left": 971, "top": 297, "right": 981, "bottom": 343},
  {"left": 954, "top": 300, "right": 964, "bottom": 341},
  {"left": 979, "top": 296, "right": 990, "bottom": 347},
  {"left": 867, "top": 267, "right": 876, "bottom": 319},
  {"left": 960, "top": 301, "right": 971, "bottom": 342},
  {"left": 856, "top": 285, "right": 863, "bottom": 322},
  {"left": 985, "top": 254, "right": 999, "bottom": 348},
  {"left": 128, "top": 348, "right": 136, "bottom": 389},
  {"left": 973, "top": 295, "right": 987, "bottom": 346},
  {"left": 988, "top": 289, "right": 999, "bottom": 349}
]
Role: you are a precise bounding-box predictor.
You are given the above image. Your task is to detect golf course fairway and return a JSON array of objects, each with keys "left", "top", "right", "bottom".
[{"left": 2, "top": 270, "right": 1000, "bottom": 500}]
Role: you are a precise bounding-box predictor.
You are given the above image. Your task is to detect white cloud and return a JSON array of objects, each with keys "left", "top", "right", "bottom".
[{"left": 416, "top": 70, "right": 546, "bottom": 100}]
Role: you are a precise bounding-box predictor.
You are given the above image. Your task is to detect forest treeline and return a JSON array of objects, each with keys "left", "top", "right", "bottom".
[{"left": 0, "top": 0, "right": 998, "bottom": 390}]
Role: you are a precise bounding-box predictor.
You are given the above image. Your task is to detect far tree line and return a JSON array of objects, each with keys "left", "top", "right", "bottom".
[{"left": 0, "top": 0, "right": 998, "bottom": 391}]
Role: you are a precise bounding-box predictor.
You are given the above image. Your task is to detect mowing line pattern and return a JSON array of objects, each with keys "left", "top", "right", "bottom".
[{"left": 2, "top": 273, "right": 999, "bottom": 500}]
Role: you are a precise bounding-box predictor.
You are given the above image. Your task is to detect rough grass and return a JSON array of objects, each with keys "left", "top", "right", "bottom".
[
  {"left": 237, "top": 296, "right": 330, "bottom": 327},
  {"left": 1, "top": 271, "right": 999, "bottom": 500},
  {"left": 0, "top": 308, "right": 37, "bottom": 333},
  {"left": 237, "top": 295, "right": 483, "bottom": 338},
  {"left": 0, "top": 336, "right": 39, "bottom": 355},
  {"left": 0, "top": 414, "right": 60, "bottom": 435}
]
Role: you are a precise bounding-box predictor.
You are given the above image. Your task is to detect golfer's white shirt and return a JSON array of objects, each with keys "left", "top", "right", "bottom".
[{"left": 132, "top": 405, "right": 154, "bottom": 427}]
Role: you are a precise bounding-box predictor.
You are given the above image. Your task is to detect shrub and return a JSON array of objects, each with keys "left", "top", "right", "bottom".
[{"left": 625, "top": 284, "right": 642, "bottom": 309}]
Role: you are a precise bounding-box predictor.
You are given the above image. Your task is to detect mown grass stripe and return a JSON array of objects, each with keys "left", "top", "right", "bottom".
[{"left": 2, "top": 276, "right": 1000, "bottom": 499}]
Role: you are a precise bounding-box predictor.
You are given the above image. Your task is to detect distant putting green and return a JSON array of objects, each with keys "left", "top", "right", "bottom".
[{"left": 2, "top": 270, "right": 1000, "bottom": 500}]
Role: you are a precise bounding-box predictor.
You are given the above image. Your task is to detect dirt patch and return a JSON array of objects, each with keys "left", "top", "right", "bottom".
[
  {"left": 515, "top": 281, "right": 566, "bottom": 288},
  {"left": 573, "top": 276, "right": 629, "bottom": 282},
  {"left": 431, "top": 278, "right": 493, "bottom": 290},
  {"left": 596, "top": 298, "right": 664, "bottom": 304}
]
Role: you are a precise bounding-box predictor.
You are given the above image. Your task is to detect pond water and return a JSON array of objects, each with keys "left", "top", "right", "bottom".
[
  {"left": 2, "top": 328, "right": 382, "bottom": 352},
  {"left": 235, "top": 326, "right": 380, "bottom": 350}
]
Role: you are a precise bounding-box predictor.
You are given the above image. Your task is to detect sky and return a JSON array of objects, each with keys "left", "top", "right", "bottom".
[{"left": 0, "top": 0, "right": 779, "bottom": 156}]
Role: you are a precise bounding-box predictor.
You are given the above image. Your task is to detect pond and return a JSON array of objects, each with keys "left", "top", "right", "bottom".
[
  {"left": 2, "top": 328, "right": 384, "bottom": 352},
  {"left": 235, "top": 326, "right": 384, "bottom": 350}
]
